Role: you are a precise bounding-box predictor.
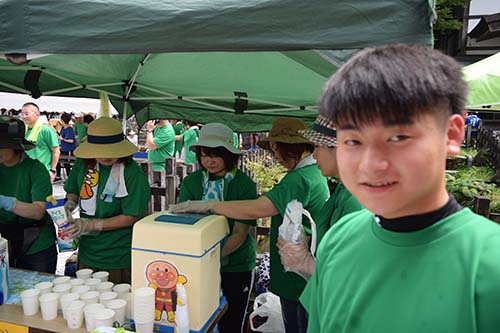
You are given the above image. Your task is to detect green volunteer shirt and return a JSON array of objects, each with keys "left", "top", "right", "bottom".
[
  {"left": 316, "top": 181, "right": 363, "bottom": 246},
  {"left": 0, "top": 156, "right": 56, "bottom": 255},
  {"left": 148, "top": 123, "right": 175, "bottom": 171},
  {"left": 173, "top": 121, "right": 186, "bottom": 155},
  {"left": 74, "top": 122, "right": 87, "bottom": 144},
  {"left": 181, "top": 127, "right": 199, "bottom": 165},
  {"left": 264, "top": 163, "right": 328, "bottom": 300},
  {"left": 25, "top": 124, "right": 59, "bottom": 172},
  {"left": 64, "top": 158, "right": 150, "bottom": 269},
  {"left": 178, "top": 169, "right": 257, "bottom": 272},
  {"left": 301, "top": 208, "right": 500, "bottom": 333}
]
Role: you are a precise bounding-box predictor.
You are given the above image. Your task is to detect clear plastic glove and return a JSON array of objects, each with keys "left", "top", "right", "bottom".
[
  {"left": 277, "top": 238, "right": 315, "bottom": 281},
  {"left": 64, "top": 218, "right": 104, "bottom": 238},
  {"left": 168, "top": 200, "right": 216, "bottom": 214},
  {"left": 0, "top": 194, "right": 16, "bottom": 212},
  {"left": 64, "top": 199, "right": 78, "bottom": 216}
]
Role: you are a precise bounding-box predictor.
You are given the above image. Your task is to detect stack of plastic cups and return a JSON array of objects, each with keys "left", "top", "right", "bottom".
[
  {"left": 83, "top": 303, "right": 105, "bottom": 331},
  {"left": 75, "top": 268, "right": 93, "bottom": 280},
  {"left": 133, "top": 287, "right": 155, "bottom": 333}
]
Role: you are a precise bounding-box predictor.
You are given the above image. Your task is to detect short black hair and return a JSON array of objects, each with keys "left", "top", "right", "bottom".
[
  {"left": 22, "top": 102, "right": 40, "bottom": 112},
  {"left": 319, "top": 44, "right": 468, "bottom": 128},
  {"left": 60, "top": 112, "right": 72, "bottom": 124},
  {"left": 195, "top": 146, "right": 239, "bottom": 171},
  {"left": 83, "top": 114, "right": 95, "bottom": 124}
]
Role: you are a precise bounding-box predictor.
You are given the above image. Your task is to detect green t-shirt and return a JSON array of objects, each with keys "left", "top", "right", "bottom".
[
  {"left": 178, "top": 169, "right": 257, "bottom": 272},
  {"left": 316, "top": 181, "right": 363, "bottom": 246},
  {"left": 301, "top": 208, "right": 500, "bottom": 333},
  {"left": 64, "top": 159, "right": 151, "bottom": 269},
  {"left": 264, "top": 164, "right": 329, "bottom": 300},
  {"left": 182, "top": 127, "right": 199, "bottom": 165},
  {"left": 74, "top": 122, "right": 87, "bottom": 144},
  {"left": 25, "top": 124, "right": 59, "bottom": 172},
  {"left": 173, "top": 122, "right": 186, "bottom": 155},
  {"left": 0, "top": 156, "right": 56, "bottom": 255},
  {"left": 148, "top": 123, "right": 175, "bottom": 171}
]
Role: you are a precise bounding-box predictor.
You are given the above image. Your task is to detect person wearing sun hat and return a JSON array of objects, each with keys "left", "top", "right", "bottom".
[
  {"left": 63, "top": 116, "right": 150, "bottom": 283},
  {"left": 171, "top": 118, "right": 329, "bottom": 333},
  {"left": 277, "top": 114, "right": 363, "bottom": 281},
  {"left": 0, "top": 115, "right": 58, "bottom": 273},
  {"left": 176, "top": 123, "right": 258, "bottom": 332}
]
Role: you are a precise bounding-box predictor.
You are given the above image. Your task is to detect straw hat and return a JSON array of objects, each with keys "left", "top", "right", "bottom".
[
  {"left": 0, "top": 115, "right": 35, "bottom": 150},
  {"left": 189, "top": 123, "right": 241, "bottom": 155},
  {"left": 258, "top": 118, "right": 313, "bottom": 150},
  {"left": 74, "top": 117, "right": 138, "bottom": 158},
  {"left": 300, "top": 114, "right": 337, "bottom": 147}
]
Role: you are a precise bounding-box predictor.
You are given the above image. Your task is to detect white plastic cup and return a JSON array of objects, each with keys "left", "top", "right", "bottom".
[
  {"left": 52, "top": 283, "right": 72, "bottom": 295},
  {"left": 84, "top": 278, "right": 101, "bottom": 290},
  {"left": 83, "top": 303, "right": 105, "bottom": 331},
  {"left": 75, "top": 268, "right": 93, "bottom": 280},
  {"left": 93, "top": 308, "right": 115, "bottom": 328},
  {"left": 70, "top": 278, "right": 85, "bottom": 287},
  {"left": 21, "top": 288, "right": 40, "bottom": 316},
  {"left": 35, "top": 281, "right": 54, "bottom": 295},
  {"left": 95, "top": 281, "right": 114, "bottom": 293},
  {"left": 99, "top": 291, "right": 117, "bottom": 307},
  {"left": 122, "top": 292, "right": 132, "bottom": 320},
  {"left": 92, "top": 271, "right": 109, "bottom": 282},
  {"left": 39, "top": 293, "right": 59, "bottom": 320},
  {"left": 66, "top": 300, "right": 85, "bottom": 329},
  {"left": 52, "top": 276, "right": 71, "bottom": 285},
  {"left": 113, "top": 283, "right": 131, "bottom": 298},
  {"left": 72, "top": 285, "right": 91, "bottom": 295},
  {"left": 106, "top": 299, "right": 127, "bottom": 325},
  {"left": 60, "top": 293, "right": 79, "bottom": 319},
  {"left": 79, "top": 291, "right": 99, "bottom": 305},
  {"left": 135, "top": 321, "right": 154, "bottom": 333}
]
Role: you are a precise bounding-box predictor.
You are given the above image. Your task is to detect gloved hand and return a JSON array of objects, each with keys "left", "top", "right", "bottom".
[
  {"left": 168, "top": 200, "right": 216, "bottom": 214},
  {"left": 64, "top": 199, "right": 78, "bottom": 216},
  {"left": 277, "top": 238, "right": 315, "bottom": 281},
  {"left": 0, "top": 194, "right": 16, "bottom": 212},
  {"left": 63, "top": 218, "right": 104, "bottom": 238}
]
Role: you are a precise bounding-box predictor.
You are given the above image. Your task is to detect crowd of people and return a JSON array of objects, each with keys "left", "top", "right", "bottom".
[{"left": 1, "top": 44, "right": 500, "bottom": 333}]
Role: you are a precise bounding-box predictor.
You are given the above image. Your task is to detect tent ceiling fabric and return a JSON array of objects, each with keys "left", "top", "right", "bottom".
[
  {"left": 463, "top": 52, "right": 500, "bottom": 109},
  {"left": 0, "top": 0, "right": 434, "bottom": 54},
  {"left": 0, "top": 0, "right": 435, "bottom": 131}
]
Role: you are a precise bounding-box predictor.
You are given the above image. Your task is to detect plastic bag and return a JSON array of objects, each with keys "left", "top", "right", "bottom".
[
  {"left": 249, "top": 292, "right": 285, "bottom": 333},
  {"left": 278, "top": 200, "right": 317, "bottom": 256}
]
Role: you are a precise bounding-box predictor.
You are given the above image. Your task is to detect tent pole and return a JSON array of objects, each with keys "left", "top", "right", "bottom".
[{"left": 122, "top": 102, "right": 128, "bottom": 132}]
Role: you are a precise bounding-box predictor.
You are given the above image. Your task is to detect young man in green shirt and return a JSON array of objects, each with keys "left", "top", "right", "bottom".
[
  {"left": 300, "top": 44, "right": 500, "bottom": 332},
  {"left": 146, "top": 119, "right": 175, "bottom": 171}
]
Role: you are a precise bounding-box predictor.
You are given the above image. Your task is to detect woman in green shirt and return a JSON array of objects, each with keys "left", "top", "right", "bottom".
[
  {"left": 178, "top": 123, "right": 257, "bottom": 333},
  {"left": 171, "top": 118, "right": 329, "bottom": 333},
  {"left": 63, "top": 117, "right": 150, "bottom": 284}
]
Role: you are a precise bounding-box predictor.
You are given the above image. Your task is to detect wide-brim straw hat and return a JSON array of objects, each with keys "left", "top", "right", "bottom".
[
  {"left": 300, "top": 114, "right": 337, "bottom": 147},
  {"left": 0, "top": 115, "right": 35, "bottom": 150},
  {"left": 74, "top": 116, "right": 138, "bottom": 158},
  {"left": 258, "top": 117, "right": 313, "bottom": 150},
  {"left": 189, "top": 123, "right": 241, "bottom": 155}
]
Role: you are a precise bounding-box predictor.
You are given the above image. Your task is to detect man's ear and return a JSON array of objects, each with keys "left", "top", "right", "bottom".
[{"left": 446, "top": 114, "right": 465, "bottom": 156}]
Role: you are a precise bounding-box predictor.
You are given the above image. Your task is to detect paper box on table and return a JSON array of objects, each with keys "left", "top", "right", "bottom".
[{"left": 131, "top": 212, "right": 229, "bottom": 333}]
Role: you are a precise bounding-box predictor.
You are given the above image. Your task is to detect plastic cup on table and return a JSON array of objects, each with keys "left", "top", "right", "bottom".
[
  {"left": 35, "top": 281, "right": 53, "bottom": 295},
  {"left": 83, "top": 303, "right": 105, "bottom": 331},
  {"left": 99, "top": 291, "right": 117, "bottom": 307},
  {"left": 106, "top": 298, "right": 127, "bottom": 325},
  {"left": 75, "top": 268, "right": 93, "bottom": 280},
  {"left": 59, "top": 292, "right": 79, "bottom": 319},
  {"left": 72, "top": 285, "right": 91, "bottom": 296},
  {"left": 66, "top": 300, "right": 85, "bottom": 329},
  {"left": 133, "top": 287, "right": 155, "bottom": 323},
  {"left": 92, "top": 271, "right": 109, "bottom": 282},
  {"left": 52, "top": 283, "right": 71, "bottom": 295},
  {"left": 39, "top": 292, "right": 59, "bottom": 320},
  {"left": 95, "top": 281, "right": 114, "bottom": 293},
  {"left": 122, "top": 292, "right": 132, "bottom": 320},
  {"left": 20, "top": 288, "right": 40, "bottom": 316},
  {"left": 70, "top": 278, "right": 85, "bottom": 287},
  {"left": 84, "top": 278, "right": 101, "bottom": 290},
  {"left": 113, "top": 283, "right": 131, "bottom": 298},
  {"left": 135, "top": 321, "right": 154, "bottom": 333},
  {"left": 79, "top": 291, "right": 99, "bottom": 305},
  {"left": 93, "top": 308, "right": 115, "bottom": 328},
  {"left": 52, "top": 276, "right": 71, "bottom": 285}
]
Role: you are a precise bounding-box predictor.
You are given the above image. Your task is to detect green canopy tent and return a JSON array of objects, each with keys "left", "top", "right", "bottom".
[
  {"left": 463, "top": 52, "right": 500, "bottom": 111},
  {"left": 0, "top": 0, "right": 435, "bottom": 131}
]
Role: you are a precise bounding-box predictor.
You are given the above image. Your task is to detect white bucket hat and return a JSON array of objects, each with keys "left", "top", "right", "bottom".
[{"left": 189, "top": 123, "right": 241, "bottom": 155}]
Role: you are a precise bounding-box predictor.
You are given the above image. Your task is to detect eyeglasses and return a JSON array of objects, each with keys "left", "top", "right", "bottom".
[{"left": 19, "top": 112, "right": 33, "bottom": 117}]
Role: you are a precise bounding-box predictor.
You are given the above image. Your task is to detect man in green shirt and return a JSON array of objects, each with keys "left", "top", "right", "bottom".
[
  {"left": 20, "top": 102, "right": 60, "bottom": 181},
  {"left": 146, "top": 119, "right": 175, "bottom": 171},
  {"left": 172, "top": 119, "right": 186, "bottom": 158},
  {"left": 300, "top": 44, "right": 500, "bottom": 332},
  {"left": 175, "top": 121, "right": 199, "bottom": 165},
  {"left": 74, "top": 112, "right": 88, "bottom": 144}
]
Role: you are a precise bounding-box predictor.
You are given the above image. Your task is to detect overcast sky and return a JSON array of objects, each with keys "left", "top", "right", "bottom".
[{"left": 468, "top": 0, "right": 500, "bottom": 32}]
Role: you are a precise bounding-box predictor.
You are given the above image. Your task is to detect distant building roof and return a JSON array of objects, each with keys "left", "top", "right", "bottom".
[{"left": 469, "top": 12, "right": 500, "bottom": 41}]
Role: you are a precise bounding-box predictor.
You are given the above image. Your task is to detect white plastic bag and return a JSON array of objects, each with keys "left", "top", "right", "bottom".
[
  {"left": 278, "top": 200, "right": 317, "bottom": 256},
  {"left": 249, "top": 292, "right": 285, "bottom": 333}
]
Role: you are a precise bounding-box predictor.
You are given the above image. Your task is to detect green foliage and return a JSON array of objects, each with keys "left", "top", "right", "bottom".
[
  {"left": 244, "top": 154, "right": 287, "bottom": 193},
  {"left": 434, "top": 0, "right": 469, "bottom": 32}
]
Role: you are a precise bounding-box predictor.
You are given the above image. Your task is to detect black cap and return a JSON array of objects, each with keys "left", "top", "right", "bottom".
[{"left": 0, "top": 115, "right": 35, "bottom": 150}]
